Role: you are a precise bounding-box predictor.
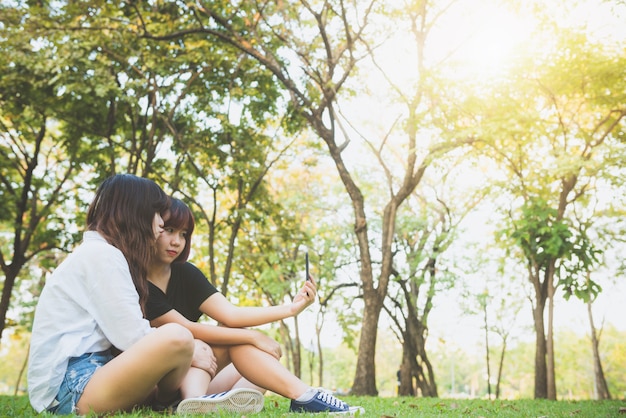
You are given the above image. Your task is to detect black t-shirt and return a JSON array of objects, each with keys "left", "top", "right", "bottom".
[{"left": 145, "top": 262, "right": 219, "bottom": 322}]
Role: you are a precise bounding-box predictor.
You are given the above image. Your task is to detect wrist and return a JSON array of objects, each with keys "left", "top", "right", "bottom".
[
  {"left": 290, "top": 301, "right": 304, "bottom": 317},
  {"left": 247, "top": 328, "right": 261, "bottom": 345}
]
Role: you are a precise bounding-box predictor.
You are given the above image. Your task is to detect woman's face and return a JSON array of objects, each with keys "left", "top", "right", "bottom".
[
  {"left": 152, "top": 212, "right": 164, "bottom": 240},
  {"left": 155, "top": 225, "right": 188, "bottom": 265}
]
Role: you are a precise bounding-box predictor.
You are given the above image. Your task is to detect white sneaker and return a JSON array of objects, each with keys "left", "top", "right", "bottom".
[{"left": 176, "top": 388, "right": 264, "bottom": 414}]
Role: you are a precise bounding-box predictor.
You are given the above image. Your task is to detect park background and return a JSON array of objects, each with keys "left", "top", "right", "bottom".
[{"left": 1, "top": 0, "right": 625, "bottom": 404}]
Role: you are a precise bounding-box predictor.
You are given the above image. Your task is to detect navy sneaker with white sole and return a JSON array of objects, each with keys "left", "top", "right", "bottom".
[
  {"left": 289, "top": 388, "right": 364, "bottom": 415},
  {"left": 176, "top": 388, "right": 264, "bottom": 414}
]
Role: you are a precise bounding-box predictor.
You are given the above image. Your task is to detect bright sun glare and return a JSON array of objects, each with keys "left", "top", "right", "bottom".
[
  {"left": 455, "top": 8, "right": 535, "bottom": 77},
  {"left": 430, "top": 0, "right": 625, "bottom": 80},
  {"left": 374, "top": 0, "right": 538, "bottom": 86},
  {"left": 430, "top": 1, "right": 537, "bottom": 80},
  {"left": 378, "top": 0, "right": 625, "bottom": 86}
]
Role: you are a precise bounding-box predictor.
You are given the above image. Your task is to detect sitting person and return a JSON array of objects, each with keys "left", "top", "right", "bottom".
[
  {"left": 28, "top": 174, "right": 195, "bottom": 415},
  {"left": 146, "top": 198, "right": 364, "bottom": 415}
]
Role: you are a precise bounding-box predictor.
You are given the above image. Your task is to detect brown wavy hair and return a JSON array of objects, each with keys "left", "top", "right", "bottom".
[
  {"left": 164, "top": 198, "right": 195, "bottom": 263},
  {"left": 86, "top": 174, "right": 170, "bottom": 312}
]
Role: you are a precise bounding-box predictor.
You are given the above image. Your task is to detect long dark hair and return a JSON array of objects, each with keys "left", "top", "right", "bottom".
[
  {"left": 86, "top": 174, "right": 170, "bottom": 311},
  {"left": 164, "top": 198, "right": 195, "bottom": 263}
]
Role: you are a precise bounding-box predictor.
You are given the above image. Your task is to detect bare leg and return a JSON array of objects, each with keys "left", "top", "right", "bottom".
[
  {"left": 181, "top": 367, "right": 212, "bottom": 399},
  {"left": 76, "top": 323, "right": 194, "bottom": 414},
  {"left": 228, "top": 345, "right": 309, "bottom": 400},
  {"left": 206, "top": 363, "right": 265, "bottom": 394}
]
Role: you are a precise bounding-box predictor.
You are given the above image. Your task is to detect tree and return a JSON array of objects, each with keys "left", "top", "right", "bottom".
[
  {"left": 387, "top": 199, "right": 446, "bottom": 398},
  {"left": 123, "top": 0, "right": 382, "bottom": 394},
  {"left": 478, "top": 25, "right": 626, "bottom": 398},
  {"left": 585, "top": 275, "right": 611, "bottom": 400},
  {"left": 489, "top": 291, "right": 525, "bottom": 399},
  {"left": 386, "top": 165, "right": 482, "bottom": 397},
  {"left": 2, "top": 2, "right": 319, "bottom": 376},
  {"left": 463, "top": 272, "right": 525, "bottom": 400},
  {"left": 1, "top": 0, "right": 275, "bottom": 342},
  {"left": 124, "top": 0, "right": 486, "bottom": 395},
  {"left": 0, "top": 4, "right": 103, "bottom": 343}
]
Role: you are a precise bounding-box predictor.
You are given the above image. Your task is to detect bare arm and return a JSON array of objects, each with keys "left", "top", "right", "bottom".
[
  {"left": 150, "top": 309, "right": 282, "bottom": 359},
  {"left": 199, "top": 277, "right": 317, "bottom": 328}
]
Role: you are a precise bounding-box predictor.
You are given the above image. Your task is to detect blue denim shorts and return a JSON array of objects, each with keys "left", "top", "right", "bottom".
[{"left": 46, "top": 350, "right": 113, "bottom": 415}]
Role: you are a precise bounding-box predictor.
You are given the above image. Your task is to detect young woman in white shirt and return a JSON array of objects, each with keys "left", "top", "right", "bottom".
[{"left": 28, "top": 174, "right": 195, "bottom": 415}]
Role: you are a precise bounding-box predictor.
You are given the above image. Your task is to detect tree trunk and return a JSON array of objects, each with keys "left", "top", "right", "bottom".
[
  {"left": 495, "top": 337, "right": 507, "bottom": 399},
  {"left": 397, "top": 303, "right": 438, "bottom": 397},
  {"left": 413, "top": 326, "right": 438, "bottom": 396},
  {"left": 415, "top": 349, "right": 438, "bottom": 397},
  {"left": 15, "top": 343, "right": 30, "bottom": 395},
  {"left": 279, "top": 320, "right": 297, "bottom": 378},
  {"left": 0, "top": 267, "right": 19, "bottom": 345},
  {"left": 316, "top": 315, "right": 324, "bottom": 388},
  {"left": 546, "top": 266, "right": 557, "bottom": 400},
  {"left": 532, "top": 288, "right": 548, "bottom": 399},
  {"left": 292, "top": 316, "right": 302, "bottom": 378},
  {"left": 483, "top": 302, "right": 492, "bottom": 399},
  {"left": 587, "top": 297, "right": 611, "bottom": 399},
  {"left": 350, "top": 294, "right": 382, "bottom": 395},
  {"left": 399, "top": 350, "right": 414, "bottom": 396}
]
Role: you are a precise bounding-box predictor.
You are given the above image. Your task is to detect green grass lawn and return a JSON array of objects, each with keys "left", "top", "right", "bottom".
[{"left": 2, "top": 394, "right": 625, "bottom": 417}]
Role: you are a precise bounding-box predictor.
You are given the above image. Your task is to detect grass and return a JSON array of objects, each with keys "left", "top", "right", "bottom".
[{"left": 1, "top": 394, "right": 625, "bottom": 417}]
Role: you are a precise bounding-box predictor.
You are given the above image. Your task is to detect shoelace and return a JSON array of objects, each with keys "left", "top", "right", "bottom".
[{"left": 316, "top": 389, "right": 347, "bottom": 409}]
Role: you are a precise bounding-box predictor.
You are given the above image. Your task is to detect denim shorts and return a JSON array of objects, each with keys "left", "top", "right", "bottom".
[{"left": 46, "top": 350, "right": 114, "bottom": 415}]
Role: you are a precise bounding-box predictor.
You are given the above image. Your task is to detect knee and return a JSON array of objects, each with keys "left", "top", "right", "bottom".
[{"left": 159, "top": 323, "right": 194, "bottom": 356}]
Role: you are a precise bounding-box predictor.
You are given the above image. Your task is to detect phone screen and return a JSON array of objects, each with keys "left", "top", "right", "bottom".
[{"left": 306, "top": 251, "right": 310, "bottom": 281}]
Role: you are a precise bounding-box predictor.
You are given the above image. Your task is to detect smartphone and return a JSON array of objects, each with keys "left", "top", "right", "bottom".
[
  {"left": 305, "top": 251, "right": 310, "bottom": 281},
  {"left": 305, "top": 251, "right": 311, "bottom": 296}
]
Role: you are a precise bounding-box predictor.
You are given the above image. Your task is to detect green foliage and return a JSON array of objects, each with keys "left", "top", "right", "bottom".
[
  {"left": 558, "top": 226, "right": 603, "bottom": 302},
  {"left": 508, "top": 198, "right": 573, "bottom": 268},
  {"left": 507, "top": 198, "right": 602, "bottom": 302}
]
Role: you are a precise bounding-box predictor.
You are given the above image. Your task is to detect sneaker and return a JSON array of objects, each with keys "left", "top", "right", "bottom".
[
  {"left": 176, "top": 388, "right": 264, "bottom": 414},
  {"left": 152, "top": 398, "right": 181, "bottom": 413},
  {"left": 289, "top": 388, "right": 365, "bottom": 415}
]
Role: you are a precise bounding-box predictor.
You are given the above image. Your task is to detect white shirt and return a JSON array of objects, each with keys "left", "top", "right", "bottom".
[{"left": 27, "top": 231, "right": 153, "bottom": 412}]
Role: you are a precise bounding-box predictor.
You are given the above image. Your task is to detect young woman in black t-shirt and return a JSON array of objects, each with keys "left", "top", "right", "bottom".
[{"left": 146, "top": 198, "right": 363, "bottom": 415}]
